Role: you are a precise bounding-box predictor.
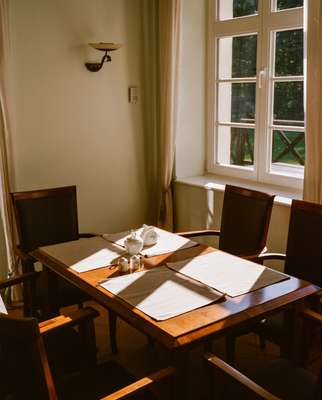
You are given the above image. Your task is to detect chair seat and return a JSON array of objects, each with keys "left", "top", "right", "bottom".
[
  {"left": 57, "top": 360, "right": 157, "bottom": 400},
  {"left": 255, "top": 358, "right": 316, "bottom": 400}
]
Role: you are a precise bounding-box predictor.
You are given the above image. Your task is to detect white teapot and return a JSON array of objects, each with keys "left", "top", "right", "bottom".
[
  {"left": 125, "top": 230, "right": 144, "bottom": 255},
  {"left": 140, "top": 224, "right": 158, "bottom": 246}
]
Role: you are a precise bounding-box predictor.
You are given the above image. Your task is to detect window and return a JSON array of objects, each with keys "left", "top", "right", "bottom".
[{"left": 208, "top": 0, "right": 304, "bottom": 188}]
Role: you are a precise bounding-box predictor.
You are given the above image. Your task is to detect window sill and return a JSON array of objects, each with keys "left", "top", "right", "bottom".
[{"left": 174, "top": 174, "right": 303, "bottom": 206}]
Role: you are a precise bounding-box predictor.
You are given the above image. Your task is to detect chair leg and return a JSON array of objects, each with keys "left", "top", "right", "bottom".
[
  {"left": 259, "top": 333, "right": 266, "bottom": 350},
  {"left": 203, "top": 354, "right": 215, "bottom": 400},
  {"left": 147, "top": 335, "right": 154, "bottom": 348},
  {"left": 79, "top": 317, "right": 97, "bottom": 369},
  {"left": 22, "top": 278, "right": 32, "bottom": 317},
  {"left": 204, "top": 339, "right": 213, "bottom": 353},
  {"left": 21, "top": 259, "right": 36, "bottom": 317},
  {"left": 109, "top": 310, "right": 118, "bottom": 354},
  {"left": 226, "top": 335, "right": 236, "bottom": 364}
]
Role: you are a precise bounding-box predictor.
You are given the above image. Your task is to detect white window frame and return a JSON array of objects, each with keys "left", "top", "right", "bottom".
[{"left": 207, "top": 0, "right": 304, "bottom": 189}]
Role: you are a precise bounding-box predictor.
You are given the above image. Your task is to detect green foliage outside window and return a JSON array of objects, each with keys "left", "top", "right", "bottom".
[{"left": 233, "top": 0, "right": 257, "bottom": 18}]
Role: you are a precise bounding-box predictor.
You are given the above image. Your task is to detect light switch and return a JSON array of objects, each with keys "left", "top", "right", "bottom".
[{"left": 128, "top": 86, "right": 138, "bottom": 103}]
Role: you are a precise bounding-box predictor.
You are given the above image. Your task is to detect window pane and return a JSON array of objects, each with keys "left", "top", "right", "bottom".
[
  {"left": 276, "top": 0, "right": 303, "bottom": 11},
  {"left": 218, "top": 35, "right": 257, "bottom": 79},
  {"left": 273, "top": 82, "right": 304, "bottom": 126},
  {"left": 219, "top": 0, "right": 258, "bottom": 21},
  {"left": 217, "top": 126, "right": 254, "bottom": 167},
  {"left": 218, "top": 83, "right": 256, "bottom": 123},
  {"left": 272, "top": 130, "right": 305, "bottom": 166},
  {"left": 275, "top": 29, "right": 303, "bottom": 76}
]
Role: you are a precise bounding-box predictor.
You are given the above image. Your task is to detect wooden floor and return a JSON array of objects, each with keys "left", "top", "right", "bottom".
[
  {"left": 85, "top": 302, "right": 282, "bottom": 399},
  {"left": 9, "top": 301, "right": 320, "bottom": 399}
]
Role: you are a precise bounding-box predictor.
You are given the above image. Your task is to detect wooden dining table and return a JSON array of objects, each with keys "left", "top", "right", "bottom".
[{"left": 32, "top": 239, "right": 319, "bottom": 399}]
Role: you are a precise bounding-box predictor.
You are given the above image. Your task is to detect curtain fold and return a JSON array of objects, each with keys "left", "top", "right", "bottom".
[
  {"left": 0, "top": 0, "right": 17, "bottom": 280},
  {"left": 142, "top": 0, "right": 160, "bottom": 225},
  {"left": 157, "top": 0, "right": 181, "bottom": 231},
  {"left": 303, "top": 0, "right": 322, "bottom": 203}
]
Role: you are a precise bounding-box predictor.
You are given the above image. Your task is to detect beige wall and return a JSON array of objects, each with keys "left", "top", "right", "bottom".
[{"left": 9, "top": 0, "right": 147, "bottom": 234}]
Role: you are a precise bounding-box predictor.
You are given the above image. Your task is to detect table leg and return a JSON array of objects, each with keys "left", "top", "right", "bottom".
[
  {"left": 108, "top": 310, "right": 118, "bottom": 354},
  {"left": 283, "top": 300, "right": 306, "bottom": 366}
]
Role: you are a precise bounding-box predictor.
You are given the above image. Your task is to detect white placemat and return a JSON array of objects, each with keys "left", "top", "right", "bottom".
[
  {"left": 103, "top": 227, "right": 197, "bottom": 257},
  {"left": 0, "top": 294, "right": 7, "bottom": 314},
  {"left": 100, "top": 266, "right": 223, "bottom": 320},
  {"left": 167, "top": 251, "right": 289, "bottom": 297},
  {"left": 40, "top": 236, "right": 125, "bottom": 273}
]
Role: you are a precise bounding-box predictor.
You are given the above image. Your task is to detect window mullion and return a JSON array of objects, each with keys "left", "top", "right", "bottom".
[{"left": 256, "top": 0, "right": 270, "bottom": 184}]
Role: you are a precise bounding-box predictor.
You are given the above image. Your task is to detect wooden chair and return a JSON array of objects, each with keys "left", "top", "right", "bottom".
[
  {"left": 11, "top": 185, "right": 88, "bottom": 316},
  {"left": 11, "top": 185, "right": 118, "bottom": 354},
  {"left": 0, "top": 275, "right": 175, "bottom": 400},
  {"left": 204, "top": 310, "right": 322, "bottom": 400},
  {"left": 178, "top": 185, "right": 275, "bottom": 258},
  {"left": 0, "top": 272, "right": 99, "bottom": 400},
  {"left": 227, "top": 199, "right": 322, "bottom": 364}
]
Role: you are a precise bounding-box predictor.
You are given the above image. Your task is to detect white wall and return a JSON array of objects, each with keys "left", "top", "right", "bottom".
[
  {"left": 176, "top": 0, "right": 206, "bottom": 178},
  {"left": 9, "top": 0, "right": 147, "bottom": 233}
]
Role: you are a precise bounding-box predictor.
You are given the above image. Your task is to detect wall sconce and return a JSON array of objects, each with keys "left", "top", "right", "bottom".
[{"left": 85, "top": 42, "right": 122, "bottom": 72}]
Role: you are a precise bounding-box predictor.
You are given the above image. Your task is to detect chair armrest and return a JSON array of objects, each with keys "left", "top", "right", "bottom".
[
  {"left": 257, "top": 253, "right": 286, "bottom": 262},
  {"left": 242, "top": 254, "right": 263, "bottom": 262},
  {"left": 79, "top": 232, "right": 98, "bottom": 238},
  {"left": 176, "top": 229, "right": 221, "bottom": 238},
  {"left": 39, "top": 306, "right": 99, "bottom": 335},
  {"left": 14, "top": 246, "right": 34, "bottom": 262},
  {"left": 301, "top": 309, "right": 322, "bottom": 325},
  {"left": 100, "top": 366, "right": 176, "bottom": 400},
  {"left": 205, "top": 353, "right": 280, "bottom": 400},
  {"left": 0, "top": 271, "right": 39, "bottom": 290}
]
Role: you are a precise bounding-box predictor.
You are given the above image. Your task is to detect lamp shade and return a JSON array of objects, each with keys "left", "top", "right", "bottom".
[{"left": 88, "top": 43, "right": 122, "bottom": 52}]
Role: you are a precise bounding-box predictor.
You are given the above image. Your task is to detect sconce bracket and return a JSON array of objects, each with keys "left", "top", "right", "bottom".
[{"left": 85, "top": 51, "right": 112, "bottom": 72}]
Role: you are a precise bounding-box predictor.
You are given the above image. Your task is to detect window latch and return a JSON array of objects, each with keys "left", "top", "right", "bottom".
[{"left": 258, "top": 68, "right": 267, "bottom": 89}]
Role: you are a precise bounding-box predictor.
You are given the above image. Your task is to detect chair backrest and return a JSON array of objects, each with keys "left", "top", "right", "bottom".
[
  {"left": 0, "top": 310, "right": 56, "bottom": 400},
  {"left": 11, "top": 186, "right": 79, "bottom": 253},
  {"left": 219, "top": 185, "right": 275, "bottom": 256},
  {"left": 284, "top": 200, "right": 322, "bottom": 287}
]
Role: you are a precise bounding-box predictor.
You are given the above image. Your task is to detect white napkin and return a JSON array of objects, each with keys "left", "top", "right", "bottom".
[
  {"left": 40, "top": 236, "right": 125, "bottom": 273},
  {"left": 103, "top": 227, "right": 197, "bottom": 257},
  {"left": 167, "top": 251, "right": 289, "bottom": 297},
  {"left": 0, "top": 294, "right": 7, "bottom": 314}
]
